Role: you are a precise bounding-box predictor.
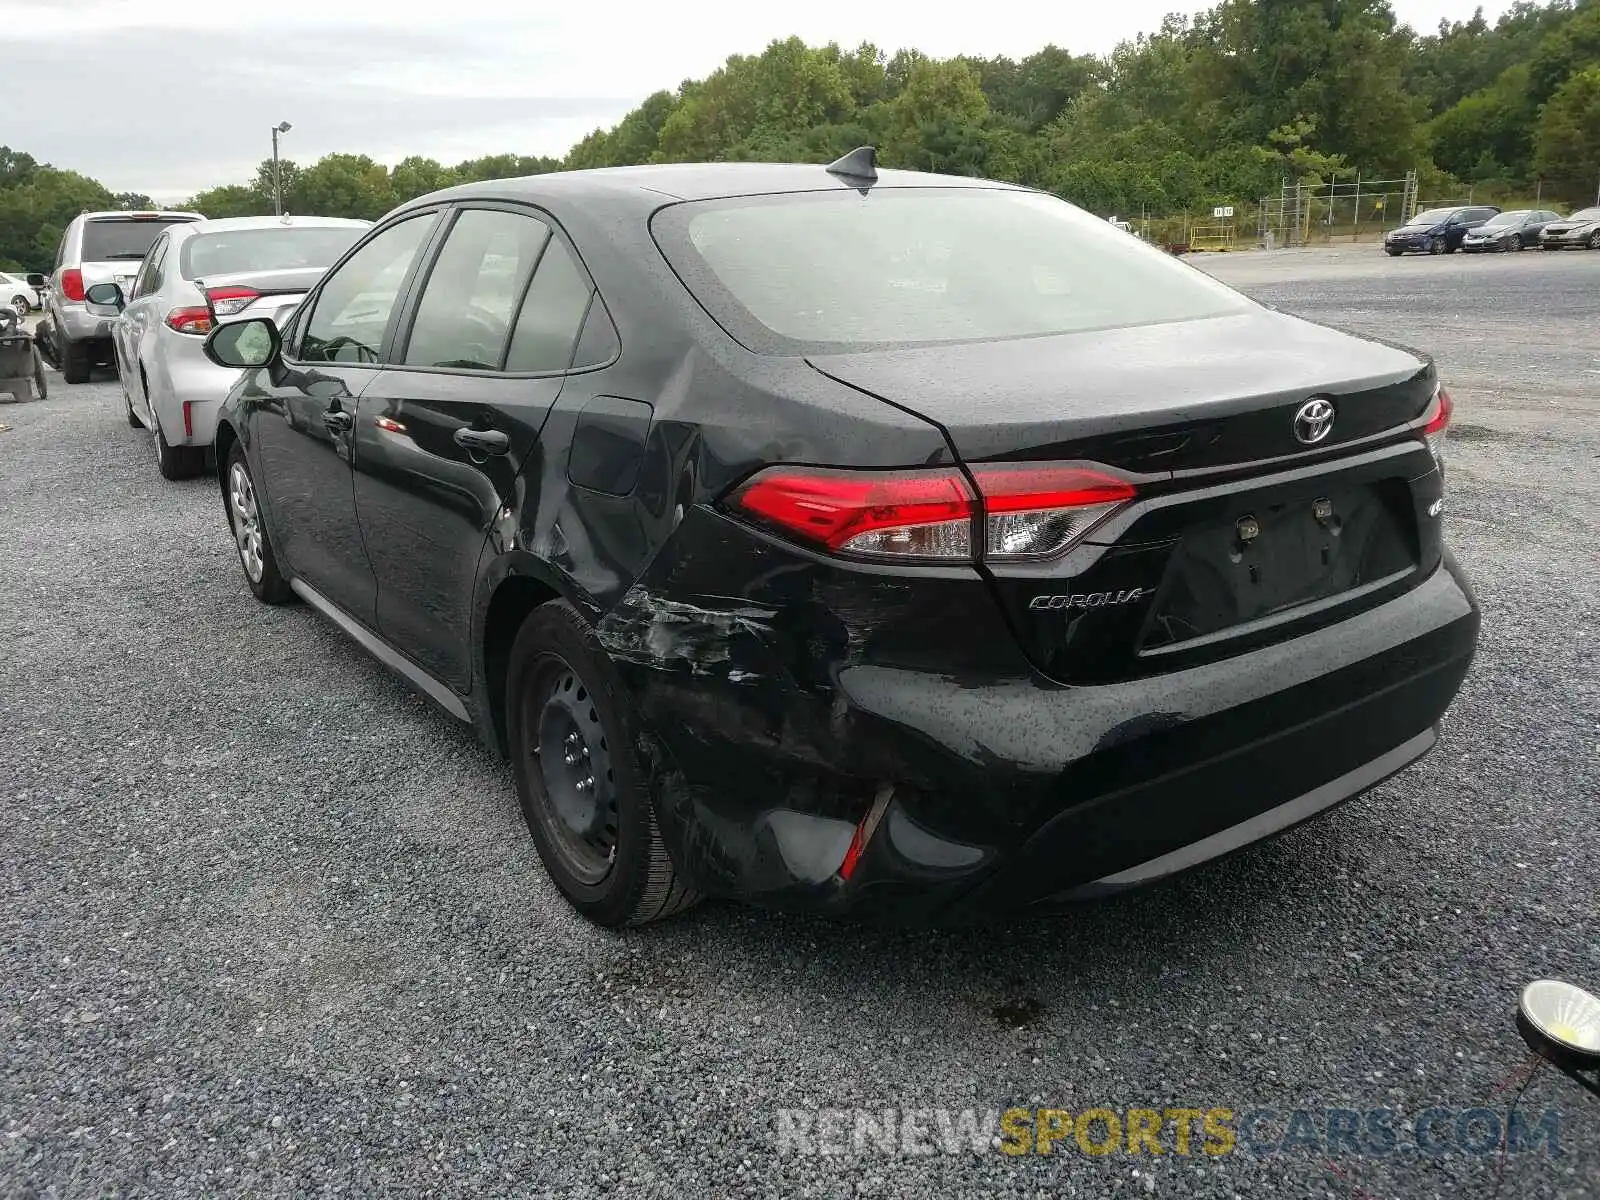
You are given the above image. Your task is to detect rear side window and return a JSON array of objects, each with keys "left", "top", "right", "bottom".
[
  {"left": 81, "top": 217, "right": 196, "bottom": 262},
  {"left": 504, "top": 237, "right": 593, "bottom": 373},
  {"left": 402, "top": 209, "right": 552, "bottom": 371},
  {"left": 179, "top": 226, "right": 367, "bottom": 279},
  {"left": 652, "top": 188, "right": 1253, "bottom": 353}
]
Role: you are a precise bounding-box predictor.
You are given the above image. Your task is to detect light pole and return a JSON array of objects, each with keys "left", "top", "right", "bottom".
[{"left": 271, "top": 121, "right": 292, "bottom": 216}]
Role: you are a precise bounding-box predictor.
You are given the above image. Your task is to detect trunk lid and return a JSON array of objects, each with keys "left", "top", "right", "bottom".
[
  {"left": 806, "top": 309, "right": 1433, "bottom": 471},
  {"left": 191, "top": 266, "right": 327, "bottom": 328},
  {"left": 808, "top": 309, "right": 1443, "bottom": 684}
]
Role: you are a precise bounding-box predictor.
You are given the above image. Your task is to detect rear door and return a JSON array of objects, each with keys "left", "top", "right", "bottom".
[{"left": 352, "top": 203, "right": 597, "bottom": 691}]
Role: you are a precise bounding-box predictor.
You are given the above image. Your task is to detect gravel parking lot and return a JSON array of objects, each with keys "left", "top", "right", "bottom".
[{"left": 2, "top": 246, "right": 1597, "bottom": 1199}]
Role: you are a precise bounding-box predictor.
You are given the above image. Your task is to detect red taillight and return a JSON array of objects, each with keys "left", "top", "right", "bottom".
[
  {"left": 61, "top": 269, "right": 85, "bottom": 302},
  {"left": 726, "top": 462, "right": 1139, "bottom": 563},
  {"left": 1420, "top": 386, "right": 1453, "bottom": 462},
  {"left": 729, "top": 467, "right": 976, "bottom": 560},
  {"left": 204, "top": 286, "right": 259, "bottom": 317},
  {"left": 165, "top": 306, "right": 213, "bottom": 335}
]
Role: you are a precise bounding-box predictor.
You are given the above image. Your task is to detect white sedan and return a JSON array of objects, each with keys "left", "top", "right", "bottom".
[
  {"left": 1, "top": 271, "right": 39, "bottom": 317},
  {"left": 88, "top": 215, "right": 370, "bottom": 479}
]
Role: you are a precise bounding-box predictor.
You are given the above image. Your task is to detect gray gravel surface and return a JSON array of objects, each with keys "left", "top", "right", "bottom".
[{"left": 2, "top": 247, "right": 1597, "bottom": 1198}]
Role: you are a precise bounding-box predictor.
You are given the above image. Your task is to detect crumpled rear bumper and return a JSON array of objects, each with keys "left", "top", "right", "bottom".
[{"left": 603, "top": 508, "right": 1480, "bottom": 925}]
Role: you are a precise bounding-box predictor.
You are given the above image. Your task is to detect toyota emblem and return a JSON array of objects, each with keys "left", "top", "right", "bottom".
[{"left": 1293, "top": 397, "right": 1336, "bottom": 445}]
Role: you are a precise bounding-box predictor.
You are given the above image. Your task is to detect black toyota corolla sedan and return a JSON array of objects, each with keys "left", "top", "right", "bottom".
[{"left": 203, "top": 151, "right": 1480, "bottom": 928}]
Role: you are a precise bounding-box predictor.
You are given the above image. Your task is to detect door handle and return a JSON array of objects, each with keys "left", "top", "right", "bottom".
[
  {"left": 453, "top": 427, "right": 510, "bottom": 455},
  {"left": 322, "top": 408, "right": 353, "bottom": 433}
]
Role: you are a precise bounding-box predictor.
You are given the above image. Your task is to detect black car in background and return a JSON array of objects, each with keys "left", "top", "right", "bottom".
[
  {"left": 1461, "top": 209, "right": 1563, "bottom": 252},
  {"left": 1539, "top": 206, "right": 1600, "bottom": 249},
  {"left": 200, "top": 154, "right": 1479, "bottom": 928},
  {"left": 1384, "top": 205, "right": 1500, "bottom": 255}
]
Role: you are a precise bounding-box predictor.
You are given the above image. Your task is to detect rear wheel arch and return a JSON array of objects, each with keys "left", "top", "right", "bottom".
[{"left": 481, "top": 571, "right": 567, "bottom": 757}]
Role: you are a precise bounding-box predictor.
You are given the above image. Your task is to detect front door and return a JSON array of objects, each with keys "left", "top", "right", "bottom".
[
  {"left": 353, "top": 205, "right": 594, "bottom": 691},
  {"left": 249, "top": 211, "right": 441, "bottom": 626}
]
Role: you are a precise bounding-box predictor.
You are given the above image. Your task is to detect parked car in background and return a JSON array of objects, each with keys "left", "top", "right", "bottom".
[
  {"left": 1, "top": 271, "right": 38, "bottom": 317},
  {"left": 1461, "top": 209, "right": 1562, "bottom": 252},
  {"left": 1539, "top": 207, "right": 1600, "bottom": 250},
  {"left": 198, "top": 158, "right": 1478, "bottom": 930},
  {"left": 44, "top": 210, "right": 205, "bottom": 382},
  {"left": 86, "top": 214, "right": 371, "bottom": 479},
  {"left": 1383, "top": 206, "right": 1500, "bottom": 256}
]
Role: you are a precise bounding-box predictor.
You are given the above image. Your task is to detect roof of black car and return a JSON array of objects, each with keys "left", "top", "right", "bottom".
[{"left": 410, "top": 162, "right": 1026, "bottom": 211}]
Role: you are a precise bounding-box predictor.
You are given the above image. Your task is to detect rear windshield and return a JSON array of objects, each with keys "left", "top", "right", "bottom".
[
  {"left": 82, "top": 217, "right": 197, "bottom": 262},
  {"left": 652, "top": 188, "right": 1254, "bottom": 353},
  {"left": 179, "top": 226, "right": 367, "bottom": 279}
]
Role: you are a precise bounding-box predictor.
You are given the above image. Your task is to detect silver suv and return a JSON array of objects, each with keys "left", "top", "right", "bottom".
[{"left": 44, "top": 210, "right": 204, "bottom": 383}]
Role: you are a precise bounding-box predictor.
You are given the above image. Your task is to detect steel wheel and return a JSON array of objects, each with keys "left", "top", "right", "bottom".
[
  {"left": 10, "top": 295, "right": 26, "bottom": 318},
  {"left": 528, "top": 661, "right": 619, "bottom": 885},
  {"left": 1429, "top": 237, "right": 1445, "bottom": 255},
  {"left": 228, "top": 461, "right": 265, "bottom": 584},
  {"left": 1509, "top": 234, "right": 1524, "bottom": 251},
  {"left": 1590, "top": 230, "right": 1600, "bottom": 250}
]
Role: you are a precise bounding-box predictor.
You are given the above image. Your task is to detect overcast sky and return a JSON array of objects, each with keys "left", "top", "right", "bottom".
[{"left": 6, "top": 0, "right": 1510, "bottom": 201}]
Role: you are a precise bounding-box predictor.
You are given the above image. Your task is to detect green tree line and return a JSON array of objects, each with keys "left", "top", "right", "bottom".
[{"left": 5, "top": 0, "right": 1599, "bottom": 272}]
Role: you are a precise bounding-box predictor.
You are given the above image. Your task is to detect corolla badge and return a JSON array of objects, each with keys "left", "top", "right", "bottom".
[
  {"left": 1293, "top": 397, "right": 1336, "bottom": 445},
  {"left": 1029, "top": 588, "right": 1149, "bottom": 610}
]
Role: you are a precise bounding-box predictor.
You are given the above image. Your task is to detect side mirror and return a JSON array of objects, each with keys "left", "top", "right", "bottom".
[
  {"left": 25, "top": 273, "right": 45, "bottom": 289},
  {"left": 84, "top": 282, "right": 126, "bottom": 311},
  {"left": 204, "top": 316, "right": 281, "bottom": 370}
]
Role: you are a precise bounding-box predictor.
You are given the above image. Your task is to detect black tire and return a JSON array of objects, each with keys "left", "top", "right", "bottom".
[
  {"left": 1428, "top": 237, "right": 1444, "bottom": 255},
  {"left": 223, "top": 443, "right": 293, "bottom": 604},
  {"left": 9, "top": 295, "right": 26, "bottom": 318},
  {"left": 155, "top": 421, "right": 204, "bottom": 480},
  {"left": 1589, "top": 231, "right": 1600, "bottom": 250},
  {"left": 1509, "top": 234, "right": 1524, "bottom": 251},
  {"left": 60, "top": 338, "right": 91, "bottom": 384},
  {"left": 1385, "top": 248, "right": 1403, "bottom": 257},
  {"left": 507, "top": 600, "right": 699, "bottom": 928}
]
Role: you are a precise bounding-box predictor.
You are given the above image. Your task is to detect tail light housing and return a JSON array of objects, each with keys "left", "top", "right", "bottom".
[
  {"left": 728, "top": 468, "right": 974, "bottom": 561},
  {"left": 968, "top": 464, "right": 1137, "bottom": 561},
  {"left": 165, "top": 306, "right": 213, "bottom": 335},
  {"left": 725, "top": 462, "right": 1138, "bottom": 565},
  {"left": 204, "top": 286, "right": 259, "bottom": 317},
  {"left": 1419, "top": 385, "right": 1453, "bottom": 463},
  {"left": 61, "top": 269, "right": 86, "bottom": 303}
]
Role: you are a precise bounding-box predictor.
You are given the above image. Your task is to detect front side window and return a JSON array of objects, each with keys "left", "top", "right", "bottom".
[
  {"left": 652, "top": 187, "right": 1254, "bottom": 354},
  {"left": 299, "top": 214, "right": 437, "bottom": 364},
  {"left": 402, "top": 209, "right": 553, "bottom": 371},
  {"left": 130, "top": 235, "right": 168, "bottom": 299}
]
